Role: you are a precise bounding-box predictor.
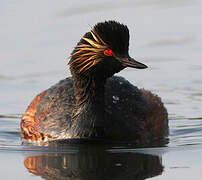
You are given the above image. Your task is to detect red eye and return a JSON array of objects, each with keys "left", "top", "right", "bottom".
[{"left": 104, "top": 48, "right": 113, "bottom": 56}]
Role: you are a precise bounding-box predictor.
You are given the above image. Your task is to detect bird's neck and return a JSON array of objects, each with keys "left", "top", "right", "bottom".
[{"left": 71, "top": 72, "right": 107, "bottom": 138}]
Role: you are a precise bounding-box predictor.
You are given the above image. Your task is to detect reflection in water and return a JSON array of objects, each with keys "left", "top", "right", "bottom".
[{"left": 24, "top": 147, "right": 163, "bottom": 180}]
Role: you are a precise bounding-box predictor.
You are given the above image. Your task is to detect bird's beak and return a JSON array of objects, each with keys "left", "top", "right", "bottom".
[{"left": 116, "top": 56, "right": 148, "bottom": 69}]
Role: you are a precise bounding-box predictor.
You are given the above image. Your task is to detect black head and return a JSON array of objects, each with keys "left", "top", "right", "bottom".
[{"left": 69, "top": 21, "right": 147, "bottom": 78}]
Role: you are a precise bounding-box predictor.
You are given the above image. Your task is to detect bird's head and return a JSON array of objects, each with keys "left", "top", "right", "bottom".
[{"left": 69, "top": 21, "right": 147, "bottom": 79}]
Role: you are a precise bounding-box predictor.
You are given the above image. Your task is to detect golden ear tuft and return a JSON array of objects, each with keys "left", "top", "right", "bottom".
[{"left": 69, "top": 29, "right": 108, "bottom": 73}]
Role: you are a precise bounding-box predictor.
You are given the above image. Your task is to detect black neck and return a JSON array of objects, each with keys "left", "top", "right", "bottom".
[{"left": 71, "top": 70, "right": 107, "bottom": 138}]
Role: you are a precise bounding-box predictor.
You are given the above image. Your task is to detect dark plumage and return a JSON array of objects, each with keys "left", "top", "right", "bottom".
[{"left": 21, "top": 21, "right": 168, "bottom": 144}]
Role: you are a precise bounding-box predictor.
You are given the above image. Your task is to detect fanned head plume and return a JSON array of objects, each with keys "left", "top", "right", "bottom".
[{"left": 69, "top": 29, "right": 109, "bottom": 73}]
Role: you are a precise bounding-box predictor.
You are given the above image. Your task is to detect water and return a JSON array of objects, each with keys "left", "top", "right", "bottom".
[{"left": 1, "top": 0, "right": 202, "bottom": 179}]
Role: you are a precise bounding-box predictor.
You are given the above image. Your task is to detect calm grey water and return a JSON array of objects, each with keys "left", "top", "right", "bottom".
[{"left": 1, "top": 0, "right": 202, "bottom": 179}]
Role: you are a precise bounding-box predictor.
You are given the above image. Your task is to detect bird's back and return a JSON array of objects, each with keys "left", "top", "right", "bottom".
[{"left": 21, "top": 76, "right": 167, "bottom": 144}]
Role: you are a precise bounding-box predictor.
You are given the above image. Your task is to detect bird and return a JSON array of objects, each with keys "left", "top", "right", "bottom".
[{"left": 20, "top": 21, "right": 168, "bottom": 145}]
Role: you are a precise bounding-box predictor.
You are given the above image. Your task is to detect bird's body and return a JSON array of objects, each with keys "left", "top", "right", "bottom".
[{"left": 21, "top": 21, "right": 168, "bottom": 144}]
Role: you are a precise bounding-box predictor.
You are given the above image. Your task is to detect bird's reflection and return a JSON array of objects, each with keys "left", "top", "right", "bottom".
[{"left": 24, "top": 145, "right": 163, "bottom": 180}]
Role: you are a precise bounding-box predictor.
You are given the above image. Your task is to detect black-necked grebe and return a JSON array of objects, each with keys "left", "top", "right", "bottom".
[{"left": 21, "top": 21, "right": 168, "bottom": 144}]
